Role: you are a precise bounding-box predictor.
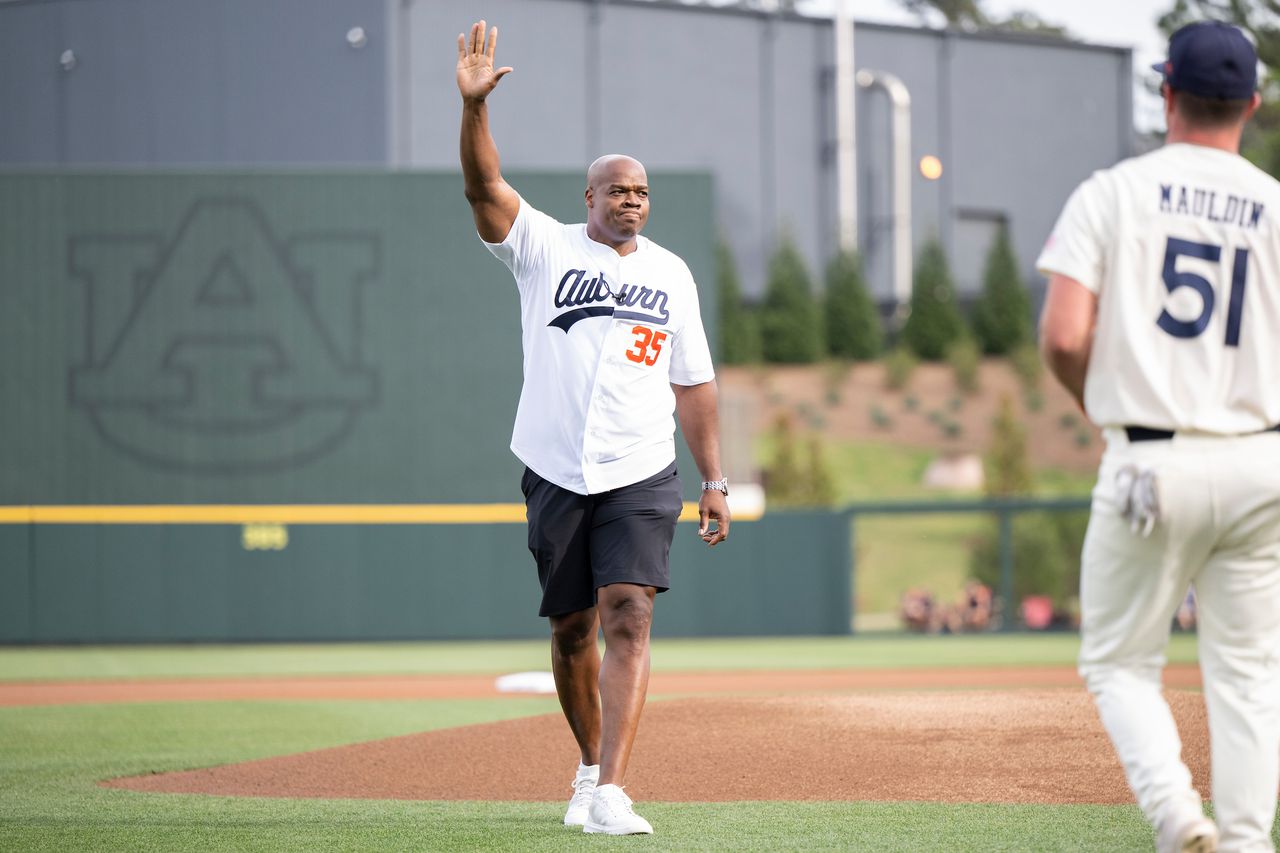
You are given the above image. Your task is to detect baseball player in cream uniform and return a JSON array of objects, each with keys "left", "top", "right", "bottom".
[
  {"left": 456, "top": 21, "right": 730, "bottom": 836},
  {"left": 1039, "top": 21, "right": 1280, "bottom": 853}
]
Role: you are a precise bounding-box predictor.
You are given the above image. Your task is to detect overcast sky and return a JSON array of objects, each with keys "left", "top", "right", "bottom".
[{"left": 802, "top": 0, "right": 1174, "bottom": 130}]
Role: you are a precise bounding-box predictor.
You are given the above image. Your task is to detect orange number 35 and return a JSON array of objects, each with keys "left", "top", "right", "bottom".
[{"left": 625, "top": 325, "right": 668, "bottom": 366}]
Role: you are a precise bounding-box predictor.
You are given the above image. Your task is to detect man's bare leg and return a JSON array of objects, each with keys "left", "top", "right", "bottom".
[
  {"left": 595, "top": 583, "right": 656, "bottom": 786},
  {"left": 549, "top": 608, "right": 601, "bottom": 766}
]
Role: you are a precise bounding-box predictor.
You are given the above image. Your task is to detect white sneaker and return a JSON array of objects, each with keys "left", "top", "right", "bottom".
[
  {"left": 583, "top": 783, "right": 653, "bottom": 835},
  {"left": 1157, "top": 809, "right": 1218, "bottom": 853},
  {"left": 563, "top": 763, "right": 599, "bottom": 827}
]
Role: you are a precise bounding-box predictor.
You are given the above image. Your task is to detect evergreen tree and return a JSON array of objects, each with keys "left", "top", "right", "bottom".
[
  {"left": 901, "top": 239, "right": 965, "bottom": 361},
  {"left": 824, "top": 249, "right": 883, "bottom": 360},
  {"left": 971, "top": 226, "right": 1032, "bottom": 355},
  {"left": 761, "top": 235, "right": 823, "bottom": 363},
  {"left": 715, "top": 240, "right": 761, "bottom": 364},
  {"left": 898, "top": 0, "right": 1069, "bottom": 36}
]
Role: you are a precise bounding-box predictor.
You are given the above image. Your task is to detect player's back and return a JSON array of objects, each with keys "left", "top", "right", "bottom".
[{"left": 1064, "top": 143, "right": 1280, "bottom": 433}]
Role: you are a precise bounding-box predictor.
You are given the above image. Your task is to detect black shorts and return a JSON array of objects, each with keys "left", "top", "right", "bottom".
[{"left": 521, "top": 462, "right": 682, "bottom": 618}]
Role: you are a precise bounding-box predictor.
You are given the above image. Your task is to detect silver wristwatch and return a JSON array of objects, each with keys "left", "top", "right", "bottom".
[{"left": 701, "top": 478, "right": 729, "bottom": 496}]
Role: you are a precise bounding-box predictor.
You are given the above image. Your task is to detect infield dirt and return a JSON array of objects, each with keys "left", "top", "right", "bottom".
[{"left": 90, "top": 667, "right": 1210, "bottom": 805}]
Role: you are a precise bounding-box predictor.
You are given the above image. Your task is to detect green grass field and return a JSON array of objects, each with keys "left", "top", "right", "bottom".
[{"left": 0, "top": 635, "right": 1224, "bottom": 852}]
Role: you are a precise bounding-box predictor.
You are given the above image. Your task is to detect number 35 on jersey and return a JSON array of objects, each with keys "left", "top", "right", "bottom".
[{"left": 625, "top": 325, "right": 667, "bottom": 366}]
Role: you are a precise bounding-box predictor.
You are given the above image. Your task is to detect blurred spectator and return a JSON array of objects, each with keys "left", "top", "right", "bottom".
[
  {"left": 1021, "top": 595, "right": 1054, "bottom": 630},
  {"left": 1176, "top": 586, "right": 1197, "bottom": 631},
  {"left": 901, "top": 582, "right": 994, "bottom": 634},
  {"left": 958, "top": 581, "right": 994, "bottom": 632},
  {"left": 938, "top": 580, "right": 995, "bottom": 633},
  {"left": 900, "top": 587, "right": 936, "bottom": 633}
]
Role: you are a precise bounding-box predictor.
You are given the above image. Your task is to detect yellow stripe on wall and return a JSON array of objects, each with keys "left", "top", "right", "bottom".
[{"left": 0, "top": 503, "right": 756, "bottom": 525}]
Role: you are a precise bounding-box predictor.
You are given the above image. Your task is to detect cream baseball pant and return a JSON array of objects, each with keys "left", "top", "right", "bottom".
[{"left": 1079, "top": 429, "right": 1280, "bottom": 853}]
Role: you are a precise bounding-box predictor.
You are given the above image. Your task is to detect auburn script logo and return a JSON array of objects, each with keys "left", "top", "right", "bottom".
[{"left": 69, "top": 199, "right": 379, "bottom": 473}]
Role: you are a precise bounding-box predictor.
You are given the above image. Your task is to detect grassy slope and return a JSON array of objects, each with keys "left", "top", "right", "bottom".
[{"left": 760, "top": 437, "right": 1097, "bottom": 616}]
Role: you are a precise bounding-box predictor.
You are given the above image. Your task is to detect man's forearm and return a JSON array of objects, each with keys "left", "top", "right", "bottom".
[
  {"left": 673, "top": 381, "right": 724, "bottom": 481},
  {"left": 1038, "top": 275, "right": 1096, "bottom": 416},
  {"left": 1043, "top": 345, "right": 1088, "bottom": 411},
  {"left": 460, "top": 98, "right": 503, "bottom": 203}
]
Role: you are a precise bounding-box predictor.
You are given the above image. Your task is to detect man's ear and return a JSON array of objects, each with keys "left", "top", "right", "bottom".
[
  {"left": 584, "top": 187, "right": 594, "bottom": 209},
  {"left": 1246, "top": 91, "right": 1263, "bottom": 121}
]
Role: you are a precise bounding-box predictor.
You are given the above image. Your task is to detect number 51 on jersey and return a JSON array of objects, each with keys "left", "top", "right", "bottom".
[{"left": 1159, "top": 236, "right": 1250, "bottom": 347}]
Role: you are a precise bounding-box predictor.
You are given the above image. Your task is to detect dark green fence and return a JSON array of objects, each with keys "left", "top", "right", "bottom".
[{"left": 0, "top": 510, "right": 851, "bottom": 642}]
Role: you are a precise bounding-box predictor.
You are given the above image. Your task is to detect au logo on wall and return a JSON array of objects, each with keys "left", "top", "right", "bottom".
[{"left": 69, "top": 198, "right": 379, "bottom": 473}]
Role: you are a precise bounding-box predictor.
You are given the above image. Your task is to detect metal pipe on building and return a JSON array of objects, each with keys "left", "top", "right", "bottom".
[
  {"left": 834, "top": 0, "right": 857, "bottom": 253},
  {"left": 857, "top": 69, "right": 912, "bottom": 321}
]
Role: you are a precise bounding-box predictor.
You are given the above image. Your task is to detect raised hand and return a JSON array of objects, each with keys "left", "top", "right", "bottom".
[{"left": 456, "top": 20, "right": 512, "bottom": 102}]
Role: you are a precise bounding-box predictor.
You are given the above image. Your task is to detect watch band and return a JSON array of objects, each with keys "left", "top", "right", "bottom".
[{"left": 701, "top": 478, "right": 729, "bottom": 495}]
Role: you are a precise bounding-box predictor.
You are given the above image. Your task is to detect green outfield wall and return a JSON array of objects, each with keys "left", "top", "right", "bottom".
[
  {"left": 0, "top": 512, "right": 851, "bottom": 642},
  {"left": 1, "top": 172, "right": 857, "bottom": 641},
  {"left": 1, "top": 171, "right": 715, "bottom": 503}
]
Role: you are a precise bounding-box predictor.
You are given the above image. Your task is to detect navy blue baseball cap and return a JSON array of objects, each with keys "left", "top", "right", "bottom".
[{"left": 1152, "top": 20, "right": 1258, "bottom": 100}]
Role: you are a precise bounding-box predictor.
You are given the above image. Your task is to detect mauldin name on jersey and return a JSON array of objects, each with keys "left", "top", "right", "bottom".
[{"left": 1159, "top": 183, "right": 1265, "bottom": 229}]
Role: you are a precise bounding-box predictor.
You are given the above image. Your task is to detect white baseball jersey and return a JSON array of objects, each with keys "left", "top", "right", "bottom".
[
  {"left": 1037, "top": 142, "right": 1280, "bottom": 433},
  {"left": 484, "top": 197, "right": 715, "bottom": 495}
]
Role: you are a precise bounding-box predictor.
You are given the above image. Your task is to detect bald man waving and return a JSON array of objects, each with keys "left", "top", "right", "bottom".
[{"left": 456, "top": 21, "right": 730, "bottom": 836}]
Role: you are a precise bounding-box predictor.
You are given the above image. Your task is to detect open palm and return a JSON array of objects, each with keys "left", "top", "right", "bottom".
[{"left": 456, "top": 21, "right": 512, "bottom": 101}]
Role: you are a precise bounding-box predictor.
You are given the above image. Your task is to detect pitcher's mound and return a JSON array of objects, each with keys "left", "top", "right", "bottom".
[{"left": 106, "top": 689, "right": 1208, "bottom": 804}]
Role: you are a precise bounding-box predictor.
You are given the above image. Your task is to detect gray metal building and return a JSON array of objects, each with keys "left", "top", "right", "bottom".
[{"left": 1, "top": 0, "right": 1134, "bottom": 300}]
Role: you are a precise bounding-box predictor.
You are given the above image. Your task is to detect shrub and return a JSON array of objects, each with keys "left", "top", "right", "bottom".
[
  {"left": 824, "top": 250, "right": 883, "bottom": 360},
  {"left": 947, "top": 336, "right": 981, "bottom": 395},
  {"left": 1009, "top": 342, "right": 1043, "bottom": 391},
  {"left": 824, "top": 360, "right": 852, "bottom": 407},
  {"left": 971, "top": 225, "right": 1032, "bottom": 355},
  {"left": 763, "top": 413, "right": 802, "bottom": 505},
  {"left": 986, "top": 394, "right": 1032, "bottom": 497},
  {"left": 883, "top": 346, "right": 918, "bottom": 390},
  {"left": 761, "top": 235, "right": 823, "bottom": 363},
  {"left": 763, "top": 413, "right": 838, "bottom": 507},
  {"left": 901, "top": 239, "right": 965, "bottom": 361},
  {"left": 805, "top": 436, "right": 837, "bottom": 506}
]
